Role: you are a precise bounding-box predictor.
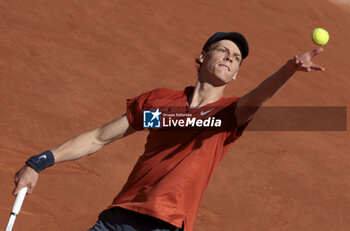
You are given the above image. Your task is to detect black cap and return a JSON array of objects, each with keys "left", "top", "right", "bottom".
[{"left": 202, "top": 32, "right": 249, "bottom": 59}]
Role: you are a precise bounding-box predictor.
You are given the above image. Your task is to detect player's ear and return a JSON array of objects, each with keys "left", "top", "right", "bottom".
[{"left": 198, "top": 52, "right": 206, "bottom": 63}]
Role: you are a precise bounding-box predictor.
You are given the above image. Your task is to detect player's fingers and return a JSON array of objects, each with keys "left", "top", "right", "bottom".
[
  {"left": 12, "top": 183, "right": 24, "bottom": 196},
  {"left": 298, "top": 60, "right": 304, "bottom": 69},
  {"left": 294, "top": 56, "right": 303, "bottom": 66},
  {"left": 13, "top": 168, "right": 24, "bottom": 188},
  {"left": 13, "top": 181, "right": 33, "bottom": 196},
  {"left": 294, "top": 55, "right": 298, "bottom": 63},
  {"left": 311, "top": 64, "right": 325, "bottom": 71},
  {"left": 14, "top": 174, "right": 19, "bottom": 184},
  {"left": 301, "top": 66, "right": 311, "bottom": 72},
  {"left": 310, "top": 47, "right": 324, "bottom": 57},
  {"left": 12, "top": 188, "right": 17, "bottom": 196},
  {"left": 299, "top": 65, "right": 309, "bottom": 72},
  {"left": 26, "top": 181, "right": 34, "bottom": 194},
  {"left": 27, "top": 186, "right": 34, "bottom": 194}
]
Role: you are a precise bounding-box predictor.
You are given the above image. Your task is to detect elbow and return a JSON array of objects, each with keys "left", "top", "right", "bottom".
[{"left": 94, "top": 127, "right": 110, "bottom": 146}]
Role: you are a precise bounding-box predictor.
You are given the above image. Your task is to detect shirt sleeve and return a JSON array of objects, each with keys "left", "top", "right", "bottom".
[{"left": 126, "top": 90, "right": 154, "bottom": 131}]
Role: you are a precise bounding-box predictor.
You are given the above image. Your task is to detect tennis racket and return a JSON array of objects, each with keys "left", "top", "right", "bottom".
[{"left": 6, "top": 187, "right": 28, "bottom": 231}]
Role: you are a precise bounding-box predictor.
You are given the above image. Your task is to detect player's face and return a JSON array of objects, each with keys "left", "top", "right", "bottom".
[{"left": 200, "top": 40, "right": 242, "bottom": 85}]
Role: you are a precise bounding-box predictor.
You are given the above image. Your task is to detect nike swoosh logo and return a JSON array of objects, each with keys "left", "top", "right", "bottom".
[
  {"left": 200, "top": 108, "right": 215, "bottom": 116},
  {"left": 36, "top": 155, "right": 47, "bottom": 163}
]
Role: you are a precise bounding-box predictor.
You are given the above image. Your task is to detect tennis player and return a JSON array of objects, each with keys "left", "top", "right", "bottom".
[{"left": 13, "top": 32, "right": 325, "bottom": 231}]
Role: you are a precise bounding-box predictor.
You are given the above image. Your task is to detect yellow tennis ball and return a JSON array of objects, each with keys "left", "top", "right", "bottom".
[{"left": 312, "top": 28, "right": 329, "bottom": 46}]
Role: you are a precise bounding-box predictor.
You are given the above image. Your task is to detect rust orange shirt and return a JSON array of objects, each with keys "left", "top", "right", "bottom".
[{"left": 109, "top": 87, "right": 250, "bottom": 231}]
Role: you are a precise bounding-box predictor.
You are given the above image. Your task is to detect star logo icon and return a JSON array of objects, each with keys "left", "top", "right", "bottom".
[
  {"left": 143, "top": 108, "right": 162, "bottom": 128},
  {"left": 150, "top": 108, "right": 161, "bottom": 121}
]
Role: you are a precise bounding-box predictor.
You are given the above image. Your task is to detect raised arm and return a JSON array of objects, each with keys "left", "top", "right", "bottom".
[
  {"left": 235, "top": 47, "right": 325, "bottom": 127},
  {"left": 13, "top": 114, "right": 135, "bottom": 195}
]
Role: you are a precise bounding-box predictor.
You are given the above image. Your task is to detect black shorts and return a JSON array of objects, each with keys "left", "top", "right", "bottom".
[{"left": 88, "top": 207, "right": 184, "bottom": 231}]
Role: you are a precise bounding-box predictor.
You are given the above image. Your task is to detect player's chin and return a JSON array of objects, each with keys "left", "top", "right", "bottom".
[
  {"left": 210, "top": 74, "right": 233, "bottom": 86},
  {"left": 217, "top": 71, "right": 235, "bottom": 81}
]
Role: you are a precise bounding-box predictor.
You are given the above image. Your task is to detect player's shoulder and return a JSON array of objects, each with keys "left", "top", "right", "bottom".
[
  {"left": 138, "top": 87, "right": 186, "bottom": 107},
  {"left": 143, "top": 87, "right": 184, "bottom": 99},
  {"left": 149, "top": 87, "right": 181, "bottom": 95},
  {"left": 129, "top": 87, "right": 185, "bottom": 103}
]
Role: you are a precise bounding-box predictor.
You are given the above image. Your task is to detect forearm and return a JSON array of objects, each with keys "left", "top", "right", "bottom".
[
  {"left": 50, "top": 115, "right": 132, "bottom": 163},
  {"left": 13, "top": 115, "right": 132, "bottom": 195},
  {"left": 235, "top": 59, "right": 297, "bottom": 127},
  {"left": 245, "top": 59, "right": 296, "bottom": 107},
  {"left": 51, "top": 128, "right": 105, "bottom": 163}
]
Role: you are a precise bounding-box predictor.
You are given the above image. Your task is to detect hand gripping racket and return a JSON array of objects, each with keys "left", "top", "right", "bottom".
[{"left": 6, "top": 187, "right": 28, "bottom": 231}]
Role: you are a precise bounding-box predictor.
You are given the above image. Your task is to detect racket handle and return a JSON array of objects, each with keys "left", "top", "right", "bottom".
[
  {"left": 5, "top": 215, "right": 16, "bottom": 231},
  {"left": 12, "top": 187, "right": 28, "bottom": 215},
  {"left": 6, "top": 187, "right": 28, "bottom": 231}
]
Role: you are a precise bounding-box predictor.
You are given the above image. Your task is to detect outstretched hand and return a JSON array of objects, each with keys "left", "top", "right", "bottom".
[{"left": 289, "top": 47, "right": 325, "bottom": 72}]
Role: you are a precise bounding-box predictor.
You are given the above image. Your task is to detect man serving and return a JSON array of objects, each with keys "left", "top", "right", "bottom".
[{"left": 13, "top": 32, "right": 325, "bottom": 231}]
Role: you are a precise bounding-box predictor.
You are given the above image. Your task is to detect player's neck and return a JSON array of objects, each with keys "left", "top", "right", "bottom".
[{"left": 187, "top": 81, "right": 225, "bottom": 108}]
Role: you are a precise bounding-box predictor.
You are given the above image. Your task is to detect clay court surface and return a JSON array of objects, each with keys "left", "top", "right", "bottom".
[{"left": 1, "top": 0, "right": 350, "bottom": 230}]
